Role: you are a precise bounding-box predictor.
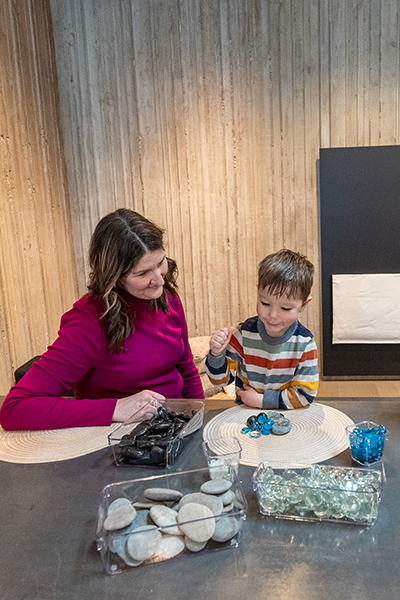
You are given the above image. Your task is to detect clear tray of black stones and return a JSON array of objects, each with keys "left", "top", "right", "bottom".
[{"left": 108, "top": 400, "right": 205, "bottom": 468}]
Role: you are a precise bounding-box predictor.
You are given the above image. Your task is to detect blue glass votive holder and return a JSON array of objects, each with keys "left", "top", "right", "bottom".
[{"left": 346, "top": 421, "right": 388, "bottom": 466}]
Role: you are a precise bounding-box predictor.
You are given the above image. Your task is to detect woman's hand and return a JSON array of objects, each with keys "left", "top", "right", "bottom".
[
  {"left": 210, "top": 327, "right": 234, "bottom": 357},
  {"left": 236, "top": 384, "right": 263, "bottom": 408},
  {"left": 112, "top": 390, "right": 166, "bottom": 423}
]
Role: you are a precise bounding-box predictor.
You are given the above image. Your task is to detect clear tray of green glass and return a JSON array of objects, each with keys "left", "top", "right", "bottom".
[{"left": 252, "top": 463, "right": 384, "bottom": 526}]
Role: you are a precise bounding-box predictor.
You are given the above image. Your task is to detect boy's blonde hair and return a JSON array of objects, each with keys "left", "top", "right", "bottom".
[{"left": 258, "top": 249, "right": 314, "bottom": 302}]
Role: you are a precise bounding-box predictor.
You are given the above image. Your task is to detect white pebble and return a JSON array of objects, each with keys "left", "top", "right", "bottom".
[
  {"left": 104, "top": 502, "right": 136, "bottom": 531},
  {"left": 178, "top": 492, "right": 223, "bottom": 516},
  {"left": 185, "top": 536, "right": 207, "bottom": 552},
  {"left": 177, "top": 503, "right": 215, "bottom": 543},
  {"left": 200, "top": 479, "right": 232, "bottom": 495},
  {"left": 126, "top": 525, "right": 161, "bottom": 561},
  {"left": 219, "top": 490, "right": 234, "bottom": 505},
  {"left": 212, "top": 516, "right": 240, "bottom": 542},
  {"left": 143, "top": 487, "right": 183, "bottom": 502},
  {"left": 153, "top": 536, "right": 185, "bottom": 560},
  {"left": 149, "top": 505, "right": 180, "bottom": 535}
]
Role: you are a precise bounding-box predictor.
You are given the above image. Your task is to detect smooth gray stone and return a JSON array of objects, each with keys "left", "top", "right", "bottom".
[
  {"left": 177, "top": 492, "right": 223, "bottom": 516},
  {"left": 126, "top": 525, "right": 161, "bottom": 561},
  {"left": 149, "top": 505, "right": 180, "bottom": 535},
  {"left": 107, "top": 497, "right": 132, "bottom": 515},
  {"left": 185, "top": 536, "right": 207, "bottom": 552},
  {"left": 133, "top": 501, "right": 166, "bottom": 509},
  {"left": 200, "top": 479, "right": 232, "bottom": 495},
  {"left": 219, "top": 489, "right": 234, "bottom": 505},
  {"left": 152, "top": 536, "right": 185, "bottom": 560},
  {"left": 222, "top": 502, "right": 234, "bottom": 512},
  {"left": 211, "top": 516, "right": 240, "bottom": 542},
  {"left": 143, "top": 487, "right": 183, "bottom": 502},
  {"left": 110, "top": 535, "right": 143, "bottom": 567},
  {"left": 104, "top": 502, "right": 137, "bottom": 531},
  {"left": 177, "top": 503, "right": 215, "bottom": 543},
  {"left": 108, "top": 510, "right": 150, "bottom": 553}
]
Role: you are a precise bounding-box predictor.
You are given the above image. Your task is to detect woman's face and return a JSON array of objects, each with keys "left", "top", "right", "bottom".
[{"left": 119, "top": 249, "right": 168, "bottom": 300}]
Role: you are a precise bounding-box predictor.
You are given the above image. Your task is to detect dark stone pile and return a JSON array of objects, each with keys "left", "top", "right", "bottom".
[{"left": 117, "top": 407, "right": 195, "bottom": 467}]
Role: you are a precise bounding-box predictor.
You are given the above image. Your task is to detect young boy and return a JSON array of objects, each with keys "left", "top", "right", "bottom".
[{"left": 205, "top": 249, "right": 318, "bottom": 409}]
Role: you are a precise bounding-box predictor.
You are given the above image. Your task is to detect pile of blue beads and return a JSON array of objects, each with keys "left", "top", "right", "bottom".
[
  {"left": 241, "top": 411, "right": 292, "bottom": 438},
  {"left": 346, "top": 421, "right": 388, "bottom": 465}
]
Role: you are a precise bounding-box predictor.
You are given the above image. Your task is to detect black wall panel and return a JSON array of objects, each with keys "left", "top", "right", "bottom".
[{"left": 319, "top": 145, "right": 400, "bottom": 377}]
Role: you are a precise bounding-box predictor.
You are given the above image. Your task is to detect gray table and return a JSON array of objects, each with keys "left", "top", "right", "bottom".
[{"left": 1, "top": 399, "right": 399, "bottom": 600}]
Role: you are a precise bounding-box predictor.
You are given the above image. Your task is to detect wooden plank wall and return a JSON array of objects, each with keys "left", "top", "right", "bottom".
[
  {"left": 1, "top": 0, "right": 400, "bottom": 394},
  {"left": 0, "top": 0, "right": 78, "bottom": 394},
  {"left": 50, "top": 0, "right": 400, "bottom": 341}
]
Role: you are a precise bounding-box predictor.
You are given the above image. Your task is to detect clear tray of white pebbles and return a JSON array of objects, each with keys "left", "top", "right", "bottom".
[{"left": 95, "top": 467, "right": 247, "bottom": 574}]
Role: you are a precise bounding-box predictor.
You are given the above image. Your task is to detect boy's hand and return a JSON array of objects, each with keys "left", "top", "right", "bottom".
[
  {"left": 209, "top": 327, "right": 234, "bottom": 357},
  {"left": 236, "top": 384, "right": 263, "bottom": 408}
]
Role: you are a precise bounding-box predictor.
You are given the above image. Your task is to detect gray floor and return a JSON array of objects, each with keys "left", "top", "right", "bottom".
[{"left": 1, "top": 399, "right": 399, "bottom": 600}]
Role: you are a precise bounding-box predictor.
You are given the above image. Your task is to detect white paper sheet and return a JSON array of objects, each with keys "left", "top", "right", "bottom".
[{"left": 332, "top": 274, "right": 400, "bottom": 344}]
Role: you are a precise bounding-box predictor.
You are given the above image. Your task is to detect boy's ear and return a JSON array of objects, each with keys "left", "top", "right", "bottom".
[{"left": 299, "top": 295, "right": 312, "bottom": 312}]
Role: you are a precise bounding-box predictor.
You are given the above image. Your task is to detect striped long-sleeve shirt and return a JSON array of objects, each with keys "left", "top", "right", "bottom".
[{"left": 205, "top": 317, "right": 319, "bottom": 409}]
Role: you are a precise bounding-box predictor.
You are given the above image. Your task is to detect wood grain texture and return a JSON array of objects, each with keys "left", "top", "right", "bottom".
[
  {"left": 2, "top": 0, "right": 400, "bottom": 393},
  {"left": 0, "top": 0, "right": 78, "bottom": 394}
]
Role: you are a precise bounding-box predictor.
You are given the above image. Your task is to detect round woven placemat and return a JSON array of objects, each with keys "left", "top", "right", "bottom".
[
  {"left": 203, "top": 403, "right": 354, "bottom": 467},
  {"left": 0, "top": 424, "right": 119, "bottom": 464}
]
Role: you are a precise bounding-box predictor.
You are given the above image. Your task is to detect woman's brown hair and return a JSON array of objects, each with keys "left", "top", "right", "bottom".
[{"left": 88, "top": 209, "right": 178, "bottom": 353}]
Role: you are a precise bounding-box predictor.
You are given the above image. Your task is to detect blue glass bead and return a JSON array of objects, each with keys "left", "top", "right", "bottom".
[
  {"left": 249, "top": 430, "right": 261, "bottom": 438},
  {"left": 257, "top": 414, "right": 268, "bottom": 425},
  {"left": 349, "top": 424, "right": 387, "bottom": 464},
  {"left": 241, "top": 427, "right": 251, "bottom": 434},
  {"left": 261, "top": 425, "right": 272, "bottom": 435}
]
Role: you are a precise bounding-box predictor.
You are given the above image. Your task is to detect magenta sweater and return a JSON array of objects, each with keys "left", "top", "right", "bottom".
[{"left": 0, "top": 292, "right": 204, "bottom": 430}]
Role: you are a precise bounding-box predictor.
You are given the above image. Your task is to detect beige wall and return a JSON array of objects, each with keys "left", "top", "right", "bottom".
[
  {"left": 0, "top": 0, "right": 78, "bottom": 394},
  {"left": 1, "top": 0, "right": 400, "bottom": 394}
]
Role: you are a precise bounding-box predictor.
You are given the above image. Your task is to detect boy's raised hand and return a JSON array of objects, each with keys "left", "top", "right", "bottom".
[{"left": 209, "top": 326, "right": 235, "bottom": 357}]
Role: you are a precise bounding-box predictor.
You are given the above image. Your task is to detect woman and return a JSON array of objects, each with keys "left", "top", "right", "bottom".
[{"left": 0, "top": 209, "right": 204, "bottom": 430}]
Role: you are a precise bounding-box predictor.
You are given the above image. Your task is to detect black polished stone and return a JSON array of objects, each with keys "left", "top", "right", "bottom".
[
  {"left": 157, "top": 406, "right": 169, "bottom": 420},
  {"left": 151, "top": 422, "right": 173, "bottom": 433},
  {"left": 150, "top": 445, "right": 165, "bottom": 464},
  {"left": 246, "top": 415, "right": 258, "bottom": 428},
  {"left": 117, "top": 407, "right": 196, "bottom": 466}
]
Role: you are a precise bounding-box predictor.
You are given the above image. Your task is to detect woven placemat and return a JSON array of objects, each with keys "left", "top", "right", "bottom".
[
  {"left": 0, "top": 404, "right": 205, "bottom": 465},
  {"left": 203, "top": 403, "right": 354, "bottom": 467},
  {"left": 0, "top": 424, "right": 120, "bottom": 464}
]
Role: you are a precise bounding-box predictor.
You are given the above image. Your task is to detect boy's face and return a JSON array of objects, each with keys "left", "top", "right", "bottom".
[{"left": 257, "top": 286, "right": 311, "bottom": 338}]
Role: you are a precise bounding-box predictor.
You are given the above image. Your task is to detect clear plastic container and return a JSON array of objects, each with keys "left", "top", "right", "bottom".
[
  {"left": 202, "top": 436, "right": 242, "bottom": 480},
  {"left": 252, "top": 462, "right": 384, "bottom": 526},
  {"left": 95, "top": 466, "right": 247, "bottom": 574},
  {"left": 108, "top": 399, "right": 205, "bottom": 468}
]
